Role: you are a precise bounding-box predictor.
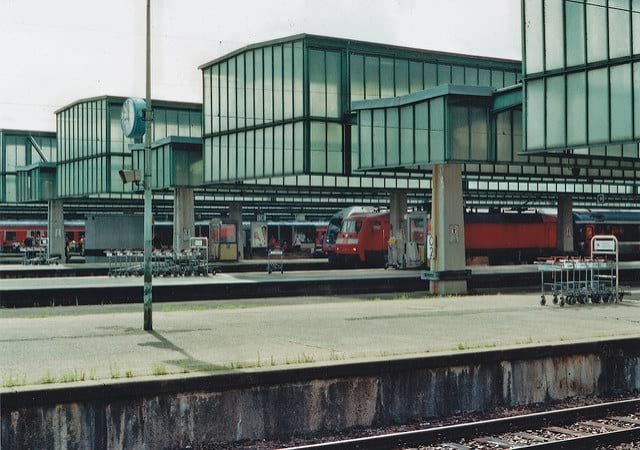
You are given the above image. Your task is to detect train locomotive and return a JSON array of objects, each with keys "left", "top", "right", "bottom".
[{"left": 329, "top": 209, "right": 640, "bottom": 267}]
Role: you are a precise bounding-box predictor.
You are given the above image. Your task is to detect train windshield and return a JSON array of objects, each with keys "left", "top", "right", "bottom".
[
  {"left": 325, "top": 219, "right": 342, "bottom": 245},
  {"left": 341, "top": 220, "right": 363, "bottom": 234}
]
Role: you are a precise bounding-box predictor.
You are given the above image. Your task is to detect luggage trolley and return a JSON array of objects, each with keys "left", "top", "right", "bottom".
[
  {"left": 538, "top": 235, "right": 622, "bottom": 306},
  {"left": 267, "top": 248, "right": 284, "bottom": 274},
  {"left": 590, "top": 235, "right": 622, "bottom": 303}
]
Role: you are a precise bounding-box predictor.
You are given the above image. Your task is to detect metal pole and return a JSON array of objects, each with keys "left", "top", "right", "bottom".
[{"left": 143, "top": 0, "right": 153, "bottom": 330}]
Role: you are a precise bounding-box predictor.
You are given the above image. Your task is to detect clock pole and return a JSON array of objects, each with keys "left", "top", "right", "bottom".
[{"left": 143, "top": 0, "right": 153, "bottom": 330}]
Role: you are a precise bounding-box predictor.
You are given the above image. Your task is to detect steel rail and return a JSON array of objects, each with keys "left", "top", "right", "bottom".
[{"left": 282, "top": 398, "right": 640, "bottom": 450}]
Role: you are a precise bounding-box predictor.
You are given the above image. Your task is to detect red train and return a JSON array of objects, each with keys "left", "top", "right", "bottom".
[
  {"left": 331, "top": 210, "right": 640, "bottom": 267},
  {"left": 0, "top": 220, "right": 84, "bottom": 253}
]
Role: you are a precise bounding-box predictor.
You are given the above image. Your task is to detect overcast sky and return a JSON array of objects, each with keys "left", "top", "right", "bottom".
[{"left": 0, "top": 0, "right": 521, "bottom": 132}]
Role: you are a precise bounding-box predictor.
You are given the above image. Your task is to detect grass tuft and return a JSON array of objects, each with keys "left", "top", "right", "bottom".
[{"left": 152, "top": 364, "right": 167, "bottom": 376}]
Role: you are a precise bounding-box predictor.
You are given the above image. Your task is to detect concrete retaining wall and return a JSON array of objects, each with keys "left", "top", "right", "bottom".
[{"left": 3, "top": 338, "right": 640, "bottom": 449}]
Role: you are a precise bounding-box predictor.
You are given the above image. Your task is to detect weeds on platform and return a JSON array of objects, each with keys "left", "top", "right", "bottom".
[
  {"left": 125, "top": 369, "right": 135, "bottom": 378},
  {"left": 59, "top": 369, "right": 86, "bottom": 383},
  {"left": 2, "top": 372, "right": 27, "bottom": 388},
  {"left": 110, "top": 364, "right": 121, "bottom": 379},
  {"left": 39, "top": 372, "right": 56, "bottom": 384},
  {"left": 152, "top": 364, "right": 167, "bottom": 376}
]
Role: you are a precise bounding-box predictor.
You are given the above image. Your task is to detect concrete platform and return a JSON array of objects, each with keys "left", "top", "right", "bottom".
[
  {"left": 0, "top": 257, "right": 331, "bottom": 278},
  {"left": 2, "top": 262, "right": 640, "bottom": 307},
  {"left": 2, "top": 289, "right": 640, "bottom": 388}
]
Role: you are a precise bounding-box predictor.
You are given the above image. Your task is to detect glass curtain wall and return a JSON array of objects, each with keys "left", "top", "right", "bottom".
[
  {"left": 56, "top": 97, "right": 201, "bottom": 197},
  {"left": 523, "top": 0, "right": 640, "bottom": 154},
  {"left": 201, "top": 35, "right": 521, "bottom": 183},
  {"left": 0, "top": 130, "right": 56, "bottom": 202}
]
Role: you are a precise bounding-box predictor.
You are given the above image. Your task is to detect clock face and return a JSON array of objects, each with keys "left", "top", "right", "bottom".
[{"left": 120, "top": 98, "right": 145, "bottom": 138}]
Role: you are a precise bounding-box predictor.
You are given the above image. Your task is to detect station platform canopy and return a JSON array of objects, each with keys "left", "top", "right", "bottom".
[{"left": 0, "top": 129, "right": 56, "bottom": 203}]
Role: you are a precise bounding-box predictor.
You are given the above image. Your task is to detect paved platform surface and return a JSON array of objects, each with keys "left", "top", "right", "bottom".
[
  {"left": 0, "top": 257, "right": 330, "bottom": 277},
  {"left": 0, "top": 268, "right": 421, "bottom": 291},
  {"left": 2, "top": 289, "right": 640, "bottom": 388}
]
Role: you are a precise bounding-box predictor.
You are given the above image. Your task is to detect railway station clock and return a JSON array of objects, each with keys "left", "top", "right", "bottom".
[{"left": 121, "top": 97, "right": 147, "bottom": 139}]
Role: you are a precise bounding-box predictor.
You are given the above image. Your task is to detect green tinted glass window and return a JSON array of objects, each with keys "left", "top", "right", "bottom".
[
  {"left": 634, "top": 63, "right": 640, "bottom": 139},
  {"left": 544, "top": 0, "right": 564, "bottom": 71},
  {"left": 470, "top": 107, "right": 487, "bottom": 160},
  {"left": 360, "top": 110, "right": 372, "bottom": 168},
  {"left": 326, "top": 51, "right": 341, "bottom": 118},
  {"left": 567, "top": 72, "right": 587, "bottom": 145},
  {"left": 273, "top": 125, "right": 283, "bottom": 175},
  {"left": 310, "top": 121, "right": 326, "bottom": 172},
  {"left": 293, "top": 42, "right": 303, "bottom": 118},
  {"left": 395, "top": 59, "right": 409, "bottom": 96},
  {"left": 309, "top": 49, "right": 325, "bottom": 116},
  {"left": 220, "top": 62, "right": 228, "bottom": 132},
  {"left": 524, "top": 0, "right": 544, "bottom": 73},
  {"left": 365, "top": 56, "right": 380, "bottom": 99},
  {"left": 273, "top": 46, "right": 283, "bottom": 121},
  {"left": 409, "top": 61, "right": 423, "bottom": 93},
  {"left": 588, "top": 68, "right": 609, "bottom": 143},
  {"left": 386, "top": 108, "right": 399, "bottom": 166},
  {"left": 423, "top": 63, "right": 437, "bottom": 89},
  {"left": 437, "top": 64, "right": 451, "bottom": 85},
  {"left": 264, "top": 126, "right": 273, "bottom": 176},
  {"left": 429, "top": 97, "right": 445, "bottom": 161},
  {"left": 400, "top": 105, "right": 414, "bottom": 164},
  {"left": 546, "top": 75, "right": 566, "bottom": 147},
  {"left": 245, "top": 54, "right": 254, "bottom": 127},
  {"left": 228, "top": 58, "right": 237, "bottom": 130},
  {"left": 451, "top": 105, "right": 469, "bottom": 160},
  {"left": 526, "top": 79, "right": 545, "bottom": 149},
  {"left": 610, "top": 63, "right": 633, "bottom": 141},
  {"left": 586, "top": 1, "right": 607, "bottom": 63},
  {"left": 284, "top": 124, "right": 293, "bottom": 174},
  {"left": 327, "top": 123, "right": 342, "bottom": 174},
  {"left": 380, "top": 58, "right": 394, "bottom": 98},
  {"left": 373, "top": 109, "right": 385, "bottom": 166},
  {"left": 452, "top": 66, "right": 464, "bottom": 84},
  {"left": 264, "top": 47, "right": 273, "bottom": 122},
  {"left": 415, "top": 102, "right": 429, "bottom": 163},
  {"left": 350, "top": 54, "right": 365, "bottom": 102},
  {"left": 254, "top": 49, "right": 264, "bottom": 125},
  {"left": 237, "top": 54, "right": 246, "bottom": 128},
  {"left": 609, "top": 2, "right": 631, "bottom": 59},
  {"left": 283, "top": 44, "right": 293, "bottom": 120}
]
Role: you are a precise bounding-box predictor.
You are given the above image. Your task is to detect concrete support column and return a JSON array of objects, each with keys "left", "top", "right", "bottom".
[
  {"left": 430, "top": 164, "right": 467, "bottom": 295},
  {"left": 229, "top": 203, "right": 244, "bottom": 260},
  {"left": 47, "top": 199, "right": 65, "bottom": 262},
  {"left": 173, "top": 187, "right": 195, "bottom": 252},
  {"left": 557, "top": 194, "right": 574, "bottom": 254},
  {"left": 389, "top": 191, "right": 408, "bottom": 268}
]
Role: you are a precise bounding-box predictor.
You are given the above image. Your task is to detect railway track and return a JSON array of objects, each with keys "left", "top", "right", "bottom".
[{"left": 284, "top": 398, "right": 640, "bottom": 449}]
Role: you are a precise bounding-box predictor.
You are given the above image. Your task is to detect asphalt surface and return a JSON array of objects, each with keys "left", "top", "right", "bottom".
[{"left": 2, "top": 289, "right": 640, "bottom": 388}]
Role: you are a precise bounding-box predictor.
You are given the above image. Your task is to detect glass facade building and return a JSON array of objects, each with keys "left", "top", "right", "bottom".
[
  {"left": 0, "top": 129, "right": 56, "bottom": 203},
  {"left": 54, "top": 96, "right": 201, "bottom": 197},
  {"left": 199, "top": 34, "right": 522, "bottom": 183},
  {"left": 523, "top": 0, "right": 640, "bottom": 156}
]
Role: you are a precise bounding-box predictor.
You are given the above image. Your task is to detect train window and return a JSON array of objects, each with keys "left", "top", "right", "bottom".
[
  {"left": 4, "top": 231, "right": 17, "bottom": 241},
  {"left": 341, "top": 220, "right": 363, "bottom": 234},
  {"left": 372, "top": 222, "right": 381, "bottom": 231}
]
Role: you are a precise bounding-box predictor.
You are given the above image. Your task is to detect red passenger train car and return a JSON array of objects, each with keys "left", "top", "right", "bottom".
[
  {"left": 333, "top": 211, "right": 560, "bottom": 266},
  {"left": 0, "top": 221, "right": 85, "bottom": 252}
]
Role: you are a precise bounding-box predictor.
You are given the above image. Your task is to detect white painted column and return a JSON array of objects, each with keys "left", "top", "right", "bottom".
[
  {"left": 429, "top": 164, "right": 467, "bottom": 295},
  {"left": 557, "top": 194, "right": 574, "bottom": 253},
  {"left": 229, "top": 203, "right": 244, "bottom": 260},
  {"left": 389, "top": 191, "right": 408, "bottom": 268},
  {"left": 173, "top": 187, "right": 195, "bottom": 252},
  {"left": 47, "top": 199, "right": 65, "bottom": 262}
]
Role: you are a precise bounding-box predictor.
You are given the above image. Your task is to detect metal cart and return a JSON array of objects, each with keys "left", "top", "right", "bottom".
[
  {"left": 267, "top": 248, "right": 284, "bottom": 274},
  {"left": 538, "top": 235, "right": 623, "bottom": 306}
]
